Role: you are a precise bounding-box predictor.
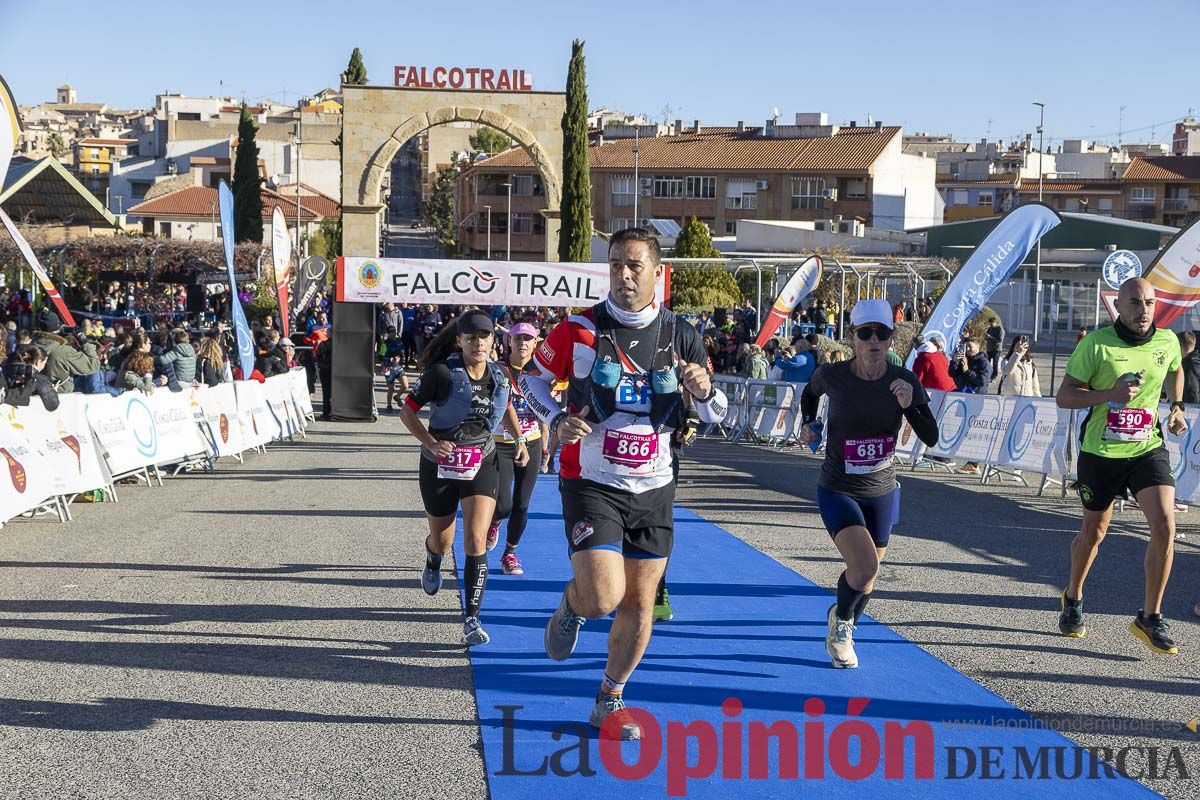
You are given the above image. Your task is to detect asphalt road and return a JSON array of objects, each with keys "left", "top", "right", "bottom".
[{"left": 2, "top": 391, "right": 1197, "bottom": 798}]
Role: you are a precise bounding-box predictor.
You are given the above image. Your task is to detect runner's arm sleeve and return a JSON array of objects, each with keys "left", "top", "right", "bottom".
[
  {"left": 799, "top": 369, "right": 825, "bottom": 422},
  {"left": 901, "top": 374, "right": 938, "bottom": 446},
  {"left": 678, "top": 323, "right": 727, "bottom": 423},
  {"left": 518, "top": 320, "right": 573, "bottom": 427}
]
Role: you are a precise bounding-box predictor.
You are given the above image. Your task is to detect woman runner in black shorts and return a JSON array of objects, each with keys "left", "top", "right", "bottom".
[
  {"left": 486, "top": 322, "right": 548, "bottom": 575},
  {"left": 399, "top": 310, "right": 529, "bottom": 646},
  {"left": 798, "top": 299, "right": 938, "bottom": 668}
]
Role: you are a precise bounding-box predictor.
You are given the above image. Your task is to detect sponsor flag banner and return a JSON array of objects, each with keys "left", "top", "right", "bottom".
[
  {"left": 1136, "top": 217, "right": 1200, "bottom": 325},
  {"left": 909, "top": 203, "right": 1061, "bottom": 367},
  {"left": 337, "top": 257, "right": 669, "bottom": 308},
  {"left": 271, "top": 207, "right": 292, "bottom": 340},
  {"left": 0, "top": 73, "right": 21, "bottom": 187},
  {"left": 0, "top": 208, "right": 76, "bottom": 327},
  {"left": 755, "top": 257, "right": 822, "bottom": 347},
  {"left": 218, "top": 181, "right": 256, "bottom": 380},
  {"left": 0, "top": 413, "right": 55, "bottom": 524},
  {"left": 293, "top": 256, "right": 329, "bottom": 320}
]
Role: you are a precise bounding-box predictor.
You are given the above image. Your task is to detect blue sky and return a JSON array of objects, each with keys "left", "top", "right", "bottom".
[{"left": 3, "top": 0, "right": 1197, "bottom": 148}]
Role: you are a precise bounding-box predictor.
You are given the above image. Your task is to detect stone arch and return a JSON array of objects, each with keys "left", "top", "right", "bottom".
[{"left": 356, "top": 105, "right": 562, "bottom": 213}]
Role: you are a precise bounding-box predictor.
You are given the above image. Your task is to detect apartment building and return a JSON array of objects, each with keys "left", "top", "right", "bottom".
[
  {"left": 1121, "top": 156, "right": 1200, "bottom": 228},
  {"left": 1172, "top": 118, "right": 1200, "bottom": 156},
  {"left": 455, "top": 113, "right": 939, "bottom": 260}
]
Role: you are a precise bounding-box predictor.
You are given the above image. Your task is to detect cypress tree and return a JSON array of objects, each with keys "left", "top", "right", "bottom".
[
  {"left": 232, "top": 103, "right": 263, "bottom": 243},
  {"left": 558, "top": 39, "right": 592, "bottom": 263},
  {"left": 344, "top": 48, "right": 368, "bottom": 85}
]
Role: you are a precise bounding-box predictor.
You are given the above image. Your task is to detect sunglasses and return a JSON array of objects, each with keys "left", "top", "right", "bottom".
[{"left": 854, "top": 326, "right": 893, "bottom": 341}]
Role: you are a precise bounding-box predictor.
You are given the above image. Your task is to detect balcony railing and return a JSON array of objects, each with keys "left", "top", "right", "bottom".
[
  {"left": 1163, "top": 198, "right": 1190, "bottom": 211},
  {"left": 1126, "top": 205, "right": 1157, "bottom": 219}
]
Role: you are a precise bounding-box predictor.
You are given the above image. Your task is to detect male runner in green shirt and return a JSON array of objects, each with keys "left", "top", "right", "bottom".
[{"left": 1055, "top": 277, "right": 1187, "bottom": 654}]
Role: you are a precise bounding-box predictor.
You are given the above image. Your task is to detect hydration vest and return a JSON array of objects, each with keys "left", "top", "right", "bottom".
[
  {"left": 581, "top": 302, "right": 683, "bottom": 432},
  {"left": 427, "top": 353, "right": 510, "bottom": 439}
]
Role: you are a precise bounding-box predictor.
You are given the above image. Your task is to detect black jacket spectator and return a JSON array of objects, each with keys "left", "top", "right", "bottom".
[
  {"left": 949, "top": 350, "right": 993, "bottom": 392},
  {"left": 2, "top": 346, "right": 60, "bottom": 411},
  {"left": 1181, "top": 349, "right": 1200, "bottom": 404}
]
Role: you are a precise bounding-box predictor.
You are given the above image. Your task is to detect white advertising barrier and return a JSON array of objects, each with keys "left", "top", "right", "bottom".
[
  {"left": 193, "top": 383, "right": 245, "bottom": 458},
  {"left": 338, "top": 256, "right": 668, "bottom": 308},
  {"left": 925, "top": 392, "right": 1008, "bottom": 462},
  {"left": 1154, "top": 402, "right": 1200, "bottom": 505},
  {"left": 234, "top": 380, "right": 273, "bottom": 449},
  {"left": 895, "top": 389, "right": 947, "bottom": 461},
  {"left": 742, "top": 380, "right": 798, "bottom": 441},
  {"left": 84, "top": 392, "right": 157, "bottom": 476},
  {"left": 262, "top": 374, "right": 301, "bottom": 440},
  {"left": 10, "top": 395, "right": 109, "bottom": 496},
  {"left": 989, "top": 396, "right": 1073, "bottom": 475},
  {"left": 147, "top": 389, "right": 211, "bottom": 464},
  {"left": 289, "top": 368, "right": 315, "bottom": 419},
  {"left": 0, "top": 413, "right": 57, "bottom": 522}
]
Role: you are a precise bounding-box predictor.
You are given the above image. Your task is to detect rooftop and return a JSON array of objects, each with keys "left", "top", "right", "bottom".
[
  {"left": 476, "top": 125, "right": 902, "bottom": 173},
  {"left": 128, "top": 185, "right": 336, "bottom": 222},
  {"left": 1123, "top": 156, "right": 1200, "bottom": 182}
]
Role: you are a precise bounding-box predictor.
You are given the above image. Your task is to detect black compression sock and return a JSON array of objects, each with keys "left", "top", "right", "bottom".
[
  {"left": 465, "top": 554, "right": 488, "bottom": 618},
  {"left": 852, "top": 591, "right": 872, "bottom": 624},
  {"left": 836, "top": 571, "right": 863, "bottom": 622}
]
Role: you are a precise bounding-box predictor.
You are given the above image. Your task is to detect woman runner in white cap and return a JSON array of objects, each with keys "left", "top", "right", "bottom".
[{"left": 798, "top": 298, "right": 939, "bottom": 669}]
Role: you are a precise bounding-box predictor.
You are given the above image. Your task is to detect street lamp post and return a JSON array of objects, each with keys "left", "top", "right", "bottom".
[
  {"left": 1033, "top": 101, "right": 1046, "bottom": 342},
  {"left": 503, "top": 180, "right": 512, "bottom": 261},
  {"left": 632, "top": 127, "right": 640, "bottom": 227},
  {"left": 484, "top": 205, "right": 492, "bottom": 259}
]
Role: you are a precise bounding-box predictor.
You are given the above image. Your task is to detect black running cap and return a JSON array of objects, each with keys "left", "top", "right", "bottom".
[{"left": 456, "top": 311, "right": 494, "bottom": 336}]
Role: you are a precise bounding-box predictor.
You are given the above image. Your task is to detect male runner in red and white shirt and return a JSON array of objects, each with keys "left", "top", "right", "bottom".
[{"left": 520, "top": 228, "right": 727, "bottom": 739}]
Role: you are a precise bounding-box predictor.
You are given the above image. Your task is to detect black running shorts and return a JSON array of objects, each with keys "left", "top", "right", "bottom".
[
  {"left": 1075, "top": 447, "right": 1174, "bottom": 512},
  {"left": 560, "top": 478, "right": 674, "bottom": 559},
  {"left": 418, "top": 449, "right": 500, "bottom": 518}
]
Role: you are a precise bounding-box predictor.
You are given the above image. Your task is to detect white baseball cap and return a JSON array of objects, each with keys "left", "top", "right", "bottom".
[{"left": 850, "top": 299, "right": 895, "bottom": 329}]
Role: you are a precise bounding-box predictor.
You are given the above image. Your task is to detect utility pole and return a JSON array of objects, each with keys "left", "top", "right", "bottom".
[
  {"left": 1033, "top": 101, "right": 1046, "bottom": 342},
  {"left": 295, "top": 101, "right": 303, "bottom": 258},
  {"left": 505, "top": 180, "right": 512, "bottom": 261}
]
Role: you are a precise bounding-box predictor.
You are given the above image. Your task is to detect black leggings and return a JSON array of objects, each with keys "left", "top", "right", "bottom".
[{"left": 494, "top": 438, "right": 544, "bottom": 547}]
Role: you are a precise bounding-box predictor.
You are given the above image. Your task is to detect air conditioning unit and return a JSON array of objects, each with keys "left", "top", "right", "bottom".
[
  {"left": 822, "top": 188, "right": 838, "bottom": 201},
  {"left": 837, "top": 221, "right": 853, "bottom": 234},
  {"left": 814, "top": 221, "right": 829, "bottom": 231},
  {"left": 639, "top": 218, "right": 652, "bottom": 227},
  {"left": 640, "top": 186, "right": 652, "bottom": 197},
  {"left": 756, "top": 180, "right": 769, "bottom": 190},
  {"left": 639, "top": 177, "right": 652, "bottom": 188}
]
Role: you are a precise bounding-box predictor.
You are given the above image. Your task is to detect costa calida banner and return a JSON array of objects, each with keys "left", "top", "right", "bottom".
[
  {"left": 908, "top": 203, "right": 1061, "bottom": 367},
  {"left": 218, "top": 181, "right": 256, "bottom": 380},
  {"left": 1137, "top": 217, "right": 1200, "bottom": 325},
  {"left": 337, "top": 257, "right": 669, "bottom": 308},
  {"left": 755, "top": 256, "right": 821, "bottom": 347}
]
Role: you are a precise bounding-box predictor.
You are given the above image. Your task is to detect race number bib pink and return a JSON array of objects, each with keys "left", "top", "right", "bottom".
[
  {"left": 517, "top": 412, "right": 539, "bottom": 436},
  {"left": 437, "top": 446, "right": 484, "bottom": 480},
  {"left": 843, "top": 436, "right": 896, "bottom": 475},
  {"left": 601, "top": 429, "right": 659, "bottom": 476},
  {"left": 1105, "top": 407, "right": 1154, "bottom": 441}
]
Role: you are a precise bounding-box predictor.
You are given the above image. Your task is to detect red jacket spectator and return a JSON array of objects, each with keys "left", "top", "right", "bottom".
[{"left": 913, "top": 347, "right": 956, "bottom": 391}]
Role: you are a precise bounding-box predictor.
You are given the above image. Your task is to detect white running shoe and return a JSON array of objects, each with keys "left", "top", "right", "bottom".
[
  {"left": 589, "top": 692, "right": 642, "bottom": 740},
  {"left": 544, "top": 583, "right": 585, "bottom": 661},
  {"left": 825, "top": 603, "right": 859, "bottom": 669},
  {"left": 462, "top": 616, "right": 490, "bottom": 646}
]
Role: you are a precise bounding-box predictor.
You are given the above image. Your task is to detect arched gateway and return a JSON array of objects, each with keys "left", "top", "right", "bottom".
[{"left": 333, "top": 82, "right": 567, "bottom": 419}]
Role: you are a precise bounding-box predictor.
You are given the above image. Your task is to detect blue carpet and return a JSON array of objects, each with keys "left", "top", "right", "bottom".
[{"left": 453, "top": 475, "right": 1158, "bottom": 799}]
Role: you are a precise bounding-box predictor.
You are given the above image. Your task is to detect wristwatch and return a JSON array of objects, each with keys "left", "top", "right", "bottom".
[{"left": 1171, "top": 401, "right": 1186, "bottom": 413}]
